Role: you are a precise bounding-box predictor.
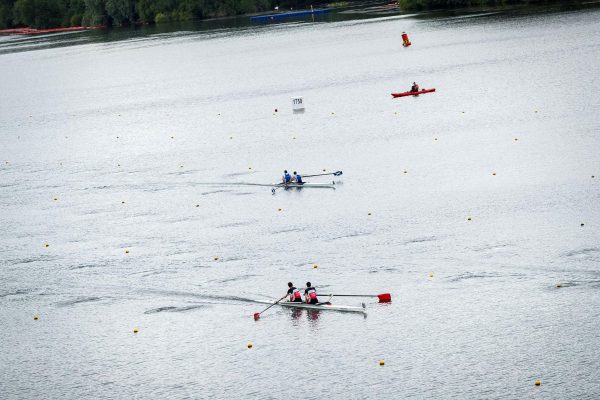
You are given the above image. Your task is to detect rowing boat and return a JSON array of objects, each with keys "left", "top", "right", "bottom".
[
  {"left": 257, "top": 299, "right": 366, "bottom": 314},
  {"left": 391, "top": 88, "right": 436, "bottom": 98},
  {"left": 272, "top": 181, "right": 335, "bottom": 189}
]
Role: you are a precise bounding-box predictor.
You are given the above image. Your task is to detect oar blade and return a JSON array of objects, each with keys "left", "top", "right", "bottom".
[
  {"left": 253, "top": 312, "right": 261, "bottom": 320},
  {"left": 377, "top": 293, "right": 392, "bottom": 303},
  {"left": 333, "top": 171, "right": 343, "bottom": 176}
]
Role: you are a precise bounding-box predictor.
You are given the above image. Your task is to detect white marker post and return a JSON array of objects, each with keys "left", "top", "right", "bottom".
[{"left": 292, "top": 96, "right": 305, "bottom": 114}]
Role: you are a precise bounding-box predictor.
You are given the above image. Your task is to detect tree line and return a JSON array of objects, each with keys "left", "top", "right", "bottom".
[
  {"left": 398, "top": 0, "right": 578, "bottom": 11},
  {"left": 0, "top": 0, "right": 312, "bottom": 29},
  {"left": 0, "top": 0, "right": 579, "bottom": 30}
]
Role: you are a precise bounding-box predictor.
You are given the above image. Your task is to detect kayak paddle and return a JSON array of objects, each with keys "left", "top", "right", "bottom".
[
  {"left": 316, "top": 293, "right": 391, "bottom": 303},
  {"left": 303, "top": 170, "right": 343, "bottom": 178},
  {"left": 253, "top": 294, "right": 288, "bottom": 320}
]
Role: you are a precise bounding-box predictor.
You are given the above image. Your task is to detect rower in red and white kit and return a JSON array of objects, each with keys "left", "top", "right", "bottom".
[
  {"left": 286, "top": 282, "right": 303, "bottom": 302},
  {"left": 304, "top": 282, "right": 319, "bottom": 304}
]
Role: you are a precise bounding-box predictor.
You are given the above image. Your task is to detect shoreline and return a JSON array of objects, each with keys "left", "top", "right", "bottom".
[{"left": 0, "top": 26, "right": 105, "bottom": 36}]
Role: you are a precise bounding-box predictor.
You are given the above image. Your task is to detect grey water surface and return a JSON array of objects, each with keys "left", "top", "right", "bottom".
[{"left": 1, "top": 4, "right": 599, "bottom": 399}]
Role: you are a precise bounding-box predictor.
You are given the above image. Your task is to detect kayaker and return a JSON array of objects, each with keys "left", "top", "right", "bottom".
[
  {"left": 411, "top": 82, "right": 419, "bottom": 92},
  {"left": 282, "top": 170, "right": 292, "bottom": 184},
  {"left": 304, "top": 282, "right": 319, "bottom": 304},
  {"left": 293, "top": 171, "right": 303, "bottom": 184},
  {"left": 286, "top": 282, "right": 303, "bottom": 302}
]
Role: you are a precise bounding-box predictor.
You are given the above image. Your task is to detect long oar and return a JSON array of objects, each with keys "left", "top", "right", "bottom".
[
  {"left": 303, "top": 170, "right": 343, "bottom": 178},
  {"left": 317, "top": 293, "right": 391, "bottom": 303},
  {"left": 253, "top": 294, "right": 288, "bottom": 320}
]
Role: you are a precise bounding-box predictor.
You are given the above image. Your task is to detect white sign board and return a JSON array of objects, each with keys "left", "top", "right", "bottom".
[{"left": 292, "top": 96, "right": 304, "bottom": 112}]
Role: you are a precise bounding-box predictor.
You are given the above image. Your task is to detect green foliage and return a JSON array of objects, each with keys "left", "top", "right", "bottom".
[
  {"left": 0, "top": 0, "right": 577, "bottom": 29},
  {"left": 82, "top": 0, "right": 107, "bottom": 25},
  {"left": 105, "top": 0, "right": 135, "bottom": 25},
  {"left": 0, "top": 0, "right": 15, "bottom": 28},
  {"left": 397, "top": 0, "right": 565, "bottom": 10}
]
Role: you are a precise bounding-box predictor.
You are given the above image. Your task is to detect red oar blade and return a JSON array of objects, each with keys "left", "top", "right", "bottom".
[
  {"left": 377, "top": 293, "right": 392, "bottom": 303},
  {"left": 253, "top": 313, "right": 260, "bottom": 320}
]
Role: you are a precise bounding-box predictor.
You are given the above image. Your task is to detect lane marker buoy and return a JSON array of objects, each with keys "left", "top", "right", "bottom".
[
  {"left": 133, "top": 328, "right": 139, "bottom": 334},
  {"left": 33, "top": 315, "right": 39, "bottom": 320},
  {"left": 247, "top": 342, "right": 253, "bottom": 348},
  {"left": 313, "top": 264, "right": 318, "bottom": 269},
  {"left": 534, "top": 379, "right": 541, "bottom": 386},
  {"left": 379, "top": 359, "right": 385, "bottom": 366}
]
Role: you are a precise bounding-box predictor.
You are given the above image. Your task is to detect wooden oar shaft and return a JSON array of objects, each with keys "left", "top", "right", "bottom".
[
  {"left": 255, "top": 294, "right": 287, "bottom": 318},
  {"left": 317, "top": 294, "right": 378, "bottom": 297},
  {"left": 303, "top": 170, "right": 342, "bottom": 178}
]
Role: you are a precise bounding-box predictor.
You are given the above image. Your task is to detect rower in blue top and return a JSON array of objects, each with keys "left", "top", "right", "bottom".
[
  {"left": 292, "top": 171, "right": 303, "bottom": 184},
  {"left": 282, "top": 170, "right": 292, "bottom": 184}
]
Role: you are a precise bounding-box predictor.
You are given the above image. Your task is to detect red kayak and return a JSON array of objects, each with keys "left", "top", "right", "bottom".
[{"left": 391, "top": 88, "right": 436, "bottom": 98}]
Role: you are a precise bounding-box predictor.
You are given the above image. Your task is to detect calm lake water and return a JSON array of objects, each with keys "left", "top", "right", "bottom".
[{"left": 1, "top": 3, "right": 599, "bottom": 399}]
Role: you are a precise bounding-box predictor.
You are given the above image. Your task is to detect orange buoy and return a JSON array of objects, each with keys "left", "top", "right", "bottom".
[{"left": 401, "top": 32, "right": 411, "bottom": 47}]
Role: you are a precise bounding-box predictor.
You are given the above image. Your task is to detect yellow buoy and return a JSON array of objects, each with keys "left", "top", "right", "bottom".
[
  {"left": 428, "top": 272, "right": 434, "bottom": 278},
  {"left": 125, "top": 249, "right": 129, "bottom": 254},
  {"left": 171, "top": 136, "right": 174, "bottom": 139},
  {"left": 248, "top": 167, "right": 252, "bottom": 170},
  {"left": 33, "top": 315, "right": 39, "bottom": 320},
  {"left": 514, "top": 138, "right": 518, "bottom": 141},
  {"left": 313, "top": 264, "right": 318, "bottom": 269},
  {"left": 44, "top": 243, "right": 49, "bottom": 248},
  {"left": 379, "top": 359, "right": 385, "bottom": 366},
  {"left": 534, "top": 379, "right": 541, "bottom": 386},
  {"left": 434, "top": 138, "right": 438, "bottom": 141},
  {"left": 53, "top": 198, "right": 58, "bottom": 201},
  {"left": 121, "top": 201, "right": 125, "bottom": 204},
  {"left": 278, "top": 208, "right": 282, "bottom": 212},
  {"left": 213, "top": 256, "right": 219, "bottom": 261},
  {"left": 556, "top": 282, "right": 562, "bottom": 288},
  {"left": 467, "top": 217, "right": 472, "bottom": 221},
  {"left": 492, "top": 172, "right": 496, "bottom": 176},
  {"left": 368, "top": 212, "right": 372, "bottom": 216},
  {"left": 322, "top": 169, "right": 326, "bottom": 172},
  {"left": 247, "top": 342, "right": 253, "bottom": 348},
  {"left": 403, "top": 170, "right": 407, "bottom": 174},
  {"left": 196, "top": 204, "right": 199, "bottom": 207},
  {"left": 133, "top": 328, "right": 139, "bottom": 334}
]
